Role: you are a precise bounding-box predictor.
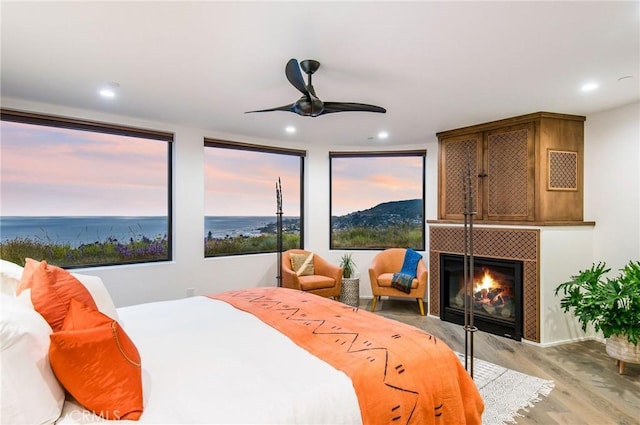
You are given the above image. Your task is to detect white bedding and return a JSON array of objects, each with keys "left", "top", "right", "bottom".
[{"left": 56, "top": 296, "right": 362, "bottom": 424}]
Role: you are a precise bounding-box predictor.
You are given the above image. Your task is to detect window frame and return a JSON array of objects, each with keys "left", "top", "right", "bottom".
[
  {"left": 203, "top": 138, "right": 305, "bottom": 257},
  {"left": 0, "top": 108, "right": 174, "bottom": 268},
  {"left": 329, "top": 150, "right": 426, "bottom": 251}
]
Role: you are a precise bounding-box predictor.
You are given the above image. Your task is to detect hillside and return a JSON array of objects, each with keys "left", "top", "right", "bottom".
[{"left": 332, "top": 199, "right": 423, "bottom": 230}]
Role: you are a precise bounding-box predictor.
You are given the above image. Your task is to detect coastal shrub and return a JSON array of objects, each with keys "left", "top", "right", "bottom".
[
  {"left": 332, "top": 224, "right": 423, "bottom": 249},
  {"left": 0, "top": 238, "right": 51, "bottom": 266},
  {"left": 2, "top": 231, "right": 301, "bottom": 265},
  {"left": 0, "top": 235, "right": 168, "bottom": 268},
  {"left": 204, "top": 233, "right": 299, "bottom": 256}
]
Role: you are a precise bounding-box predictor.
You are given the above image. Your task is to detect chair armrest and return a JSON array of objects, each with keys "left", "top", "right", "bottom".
[
  {"left": 368, "top": 255, "right": 386, "bottom": 278},
  {"left": 281, "top": 266, "right": 301, "bottom": 290},
  {"left": 417, "top": 260, "right": 428, "bottom": 289}
]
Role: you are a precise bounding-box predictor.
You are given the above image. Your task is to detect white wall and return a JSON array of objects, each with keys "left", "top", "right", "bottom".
[
  {"left": 1, "top": 97, "right": 436, "bottom": 307},
  {"left": 3, "top": 98, "right": 637, "bottom": 344},
  {"left": 539, "top": 227, "right": 595, "bottom": 345},
  {"left": 1, "top": 98, "right": 292, "bottom": 306},
  {"left": 584, "top": 101, "right": 640, "bottom": 268}
]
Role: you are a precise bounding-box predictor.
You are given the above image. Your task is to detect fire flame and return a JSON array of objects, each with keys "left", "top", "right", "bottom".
[{"left": 474, "top": 269, "right": 497, "bottom": 292}]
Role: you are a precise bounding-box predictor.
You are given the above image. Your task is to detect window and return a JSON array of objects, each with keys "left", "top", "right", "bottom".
[
  {"left": 0, "top": 109, "right": 172, "bottom": 268},
  {"left": 330, "top": 151, "right": 425, "bottom": 250},
  {"left": 204, "top": 139, "right": 304, "bottom": 256}
]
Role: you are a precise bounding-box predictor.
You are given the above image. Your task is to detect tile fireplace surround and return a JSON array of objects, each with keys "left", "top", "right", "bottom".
[{"left": 429, "top": 226, "right": 540, "bottom": 342}]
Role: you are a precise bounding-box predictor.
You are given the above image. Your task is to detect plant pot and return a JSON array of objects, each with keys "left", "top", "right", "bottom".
[
  {"left": 605, "top": 334, "right": 640, "bottom": 374},
  {"left": 340, "top": 277, "right": 360, "bottom": 307}
]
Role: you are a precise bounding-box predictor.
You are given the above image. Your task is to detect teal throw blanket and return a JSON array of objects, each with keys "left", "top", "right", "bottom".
[{"left": 391, "top": 249, "right": 422, "bottom": 294}]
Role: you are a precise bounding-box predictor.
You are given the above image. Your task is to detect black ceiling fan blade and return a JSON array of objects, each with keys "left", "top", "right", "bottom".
[
  {"left": 245, "top": 103, "right": 295, "bottom": 114},
  {"left": 247, "top": 58, "right": 386, "bottom": 117},
  {"left": 321, "top": 102, "right": 387, "bottom": 115},
  {"left": 285, "top": 58, "right": 309, "bottom": 97}
]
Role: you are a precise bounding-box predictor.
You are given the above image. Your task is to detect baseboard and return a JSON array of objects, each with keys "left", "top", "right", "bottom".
[
  {"left": 421, "top": 314, "right": 605, "bottom": 348},
  {"left": 525, "top": 335, "right": 604, "bottom": 348}
]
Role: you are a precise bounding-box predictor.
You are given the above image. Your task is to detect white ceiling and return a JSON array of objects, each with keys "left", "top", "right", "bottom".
[{"left": 2, "top": 1, "right": 639, "bottom": 147}]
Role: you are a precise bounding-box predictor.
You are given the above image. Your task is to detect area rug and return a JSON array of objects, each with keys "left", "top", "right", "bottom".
[{"left": 456, "top": 353, "right": 555, "bottom": 425}]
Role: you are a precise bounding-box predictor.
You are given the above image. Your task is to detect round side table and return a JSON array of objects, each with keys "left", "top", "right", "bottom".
[{"left": 340, "top": 277, "right": 360, "bottom": 307}]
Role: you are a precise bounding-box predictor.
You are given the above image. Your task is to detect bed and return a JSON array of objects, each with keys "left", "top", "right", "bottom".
[{"left": 1, "top": 259, "right": 484, "bottom": 425}]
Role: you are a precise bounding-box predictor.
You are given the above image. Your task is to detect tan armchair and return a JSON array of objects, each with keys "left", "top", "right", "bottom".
[
  {"left": 368, "top": 248, "right": 428, "bottom": 315},
  {"left": 281, "top": 249, "right": 342, "bottom": 299}
]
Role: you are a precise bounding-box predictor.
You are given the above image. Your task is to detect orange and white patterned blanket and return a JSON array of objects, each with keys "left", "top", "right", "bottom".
[{"left": 210, "top": 287, "right": 484, "bottom": 425}]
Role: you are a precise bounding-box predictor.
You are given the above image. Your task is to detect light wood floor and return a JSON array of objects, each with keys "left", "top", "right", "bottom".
[{"left": 364, "top": 298, "right": 640, "bottom": 425}]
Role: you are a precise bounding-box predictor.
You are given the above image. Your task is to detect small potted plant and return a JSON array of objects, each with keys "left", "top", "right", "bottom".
[
  {"left": 340, "top": 253, "right": 357, "bottom": 279},
  {"left": 554, "top": 260, "right": 640, "bottom": 373}
]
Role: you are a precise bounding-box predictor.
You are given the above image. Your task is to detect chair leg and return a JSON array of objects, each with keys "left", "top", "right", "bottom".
[
  {"left": 417, "top": 298, "right": 425, "bottom": 316},
  {"left": 370, "top": 296, "right": 380, "bottom": 312}
]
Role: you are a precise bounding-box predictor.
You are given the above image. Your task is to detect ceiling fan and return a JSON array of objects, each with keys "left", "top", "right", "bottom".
[{"left": 245, "top": 58, "right": 386, "bottom": 117}]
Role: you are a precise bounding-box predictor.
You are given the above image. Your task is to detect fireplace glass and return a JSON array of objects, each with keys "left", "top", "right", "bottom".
[{"left": 440, "top": 254, "right": 523, "bottom": 340}]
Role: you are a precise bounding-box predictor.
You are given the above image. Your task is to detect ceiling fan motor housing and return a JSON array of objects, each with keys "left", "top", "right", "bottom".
[
  {"left": 294, "top": 96, "right": 324, "bottom": 116},
  {"left": 300, "top": 59, "right": 320, "bottom": 75}
]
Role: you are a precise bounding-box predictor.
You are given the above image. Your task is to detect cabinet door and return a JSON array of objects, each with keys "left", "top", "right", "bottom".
[
  {"left": 438, "top": 133, "right": 483, "bottom": 220},
  {"left": 484, "top": 123, "right": 535, "bottom": 221}
]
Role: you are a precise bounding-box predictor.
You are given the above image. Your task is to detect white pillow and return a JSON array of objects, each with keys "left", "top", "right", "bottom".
[
  {"left": 0, "top": 293, "right": 65, "bottom": 425},
  {"left": 0, "top": 257, "right": 119, "bottom": 321},
  {"left": 0, "top": 259, "right": 24, "bottom": 295},
  {"left": 0, "top": 259, "right": 120, "bottom": 322},
  {"left": 71, "top": 272, "right": 120, "bottom": 322}
]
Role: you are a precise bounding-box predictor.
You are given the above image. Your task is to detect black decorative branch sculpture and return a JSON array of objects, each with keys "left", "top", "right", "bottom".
[
  {"left": 463, "top": 149, "right": 478, "bottom": 379},
  {"left": 276, "top": 178, "right": 283, "bottom": 287}
]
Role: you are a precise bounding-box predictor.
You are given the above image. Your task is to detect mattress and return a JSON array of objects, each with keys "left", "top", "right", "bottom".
[{"left": 56, "top": 295, "right": 362, "bottom": 424}]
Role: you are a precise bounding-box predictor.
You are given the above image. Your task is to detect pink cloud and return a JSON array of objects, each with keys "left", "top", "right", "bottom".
[
  {"left": 1, "top": 122, "right": 168, "bottom": 216},
  {"left": 204, "top": 147, "right": 300, "bottom": 216},
  {"left": 331, "top": 156, "right": 423, "bottom": 216}
]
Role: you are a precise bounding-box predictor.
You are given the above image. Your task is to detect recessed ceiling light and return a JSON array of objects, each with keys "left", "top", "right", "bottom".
[
  {"left": 99, "top": 89, "right": 116, "bottom": 98},
  {"left": 99, "top": 82, "right": 120, "bottom": 98},
  {"left": 377, "top": 131, "right": 389, "bottom": 139},
  {"left": 581, "top": 82, "right": 599, "bottom": 92},
  {"left": 285, "top": 126, "right": 296, "bottom": 134}
]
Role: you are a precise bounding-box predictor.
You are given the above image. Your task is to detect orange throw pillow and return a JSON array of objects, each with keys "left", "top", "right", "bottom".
[
  {"left": 49, "top": 299, "right": 143, "bottom": 421},
  {"left": 17, "top": 258, "right": 98, "bottom": 331}
]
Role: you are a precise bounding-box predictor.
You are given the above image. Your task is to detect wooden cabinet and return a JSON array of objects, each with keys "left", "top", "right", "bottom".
[{"left": 437, "top": 112, "right": 585, "bottom": 223}]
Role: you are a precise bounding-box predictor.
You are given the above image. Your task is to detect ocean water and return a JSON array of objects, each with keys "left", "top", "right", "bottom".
[
  {"left": 0, "top": 216, "right": 287, "bottom": 247},
  {"left": 204, "top": 216, "right": 281, "bottom": 238}
]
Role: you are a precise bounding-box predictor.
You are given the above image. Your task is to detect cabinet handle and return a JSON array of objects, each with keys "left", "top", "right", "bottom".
[{"left": 478, "top": 173, "right": 488, "bottom": 178}]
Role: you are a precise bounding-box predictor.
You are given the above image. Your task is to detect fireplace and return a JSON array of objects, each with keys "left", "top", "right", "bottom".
[
  {"left": 430, "top": 226, "right": 539, "bottom": 342},
  {"left": 440, "top": 254, "right": 523, "bottom": 341}
]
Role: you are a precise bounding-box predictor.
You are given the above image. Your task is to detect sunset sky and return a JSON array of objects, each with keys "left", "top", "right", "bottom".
[
  {"left": 1, "top": 121, "right": 168, "bottom": 216},
  {"left": 1, "top": 122, "right": 423, "bottom": 217},
  {"left": 331, "top": 156, "right": 423, "bottom": 216},
  {"left": 204, "top": 147, "right": 301, "bottom": 216}
]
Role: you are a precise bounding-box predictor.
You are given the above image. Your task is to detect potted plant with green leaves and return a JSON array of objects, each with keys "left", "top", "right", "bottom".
[
  {"left": 340, "top": 253, "right": 357, "bottom": 279},
  {"left": 554, "top": 260, "right": 640, "bottom": 374},
  {"left": 339, "top": 253, "right": 359, "bottom": 307}
]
